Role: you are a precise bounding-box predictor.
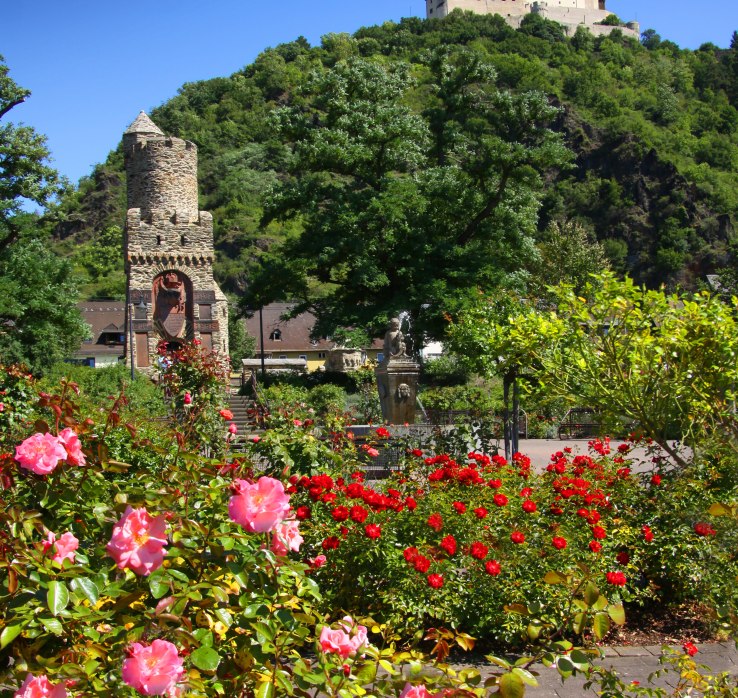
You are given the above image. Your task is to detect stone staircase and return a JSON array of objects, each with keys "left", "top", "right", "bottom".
[{"left": 225, "top": 374, "right": 265, "bottom": 439}]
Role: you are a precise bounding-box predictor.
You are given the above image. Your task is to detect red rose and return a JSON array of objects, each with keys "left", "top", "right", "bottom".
[
  {"left": 473, "top": 507, "right": 488, "bottom": 519},
  {"left": 412, "top": 448, "right": 423, "bottom": 457},
  {"left": 493, "top": 493, "right": 509, "bottom": 507},
  {"left": 520, "top": 487, "right": 533, "bottom": 498},
  {"left": 427, "top": 573, "right": 444, "bottom": 589},
  {"left": 452, "top": 501, "right": 467, "bottom": 514},
  {"left": 403, "top": 546, "right": 419, "bottom": 563},
  {"left": 405, "top": 497, "right": 417, "bottom": 511},
  {"left": 219, "top": 409, "right": 233, "bottom": 421},
  {"left": 295, "top": 506, "right": 311, "bottom": 520},
  {"left": 552, "top": 536, "right": 567, "bottom": 550},
  {"left": 616, "top": 551, "right": 630, "bottom": 565},
  {"left": 591, "top": 525, "right": 607, "bottom": 540},
  {"left": 376, "top": 427, "right": 391, "bottom": 438},
  {"left": 331, "top": 506, "right": 349, "bottom": 522},
  {"left": 427, "top": 513, "right": 443, "bottom": 531},
  {"left": 650, "top": 474, "right": 662, "bottom": 486},
  {"left": 694, "top": 522, "right": 716, "bottom": 537},
  {"left": 510, "top": 531, "right": 525, "bottom": 544},
  {"left": 682, "top": 642, "right": 698, "bottom": 657},
  {"left": 485, "top": 559, "right": 501, "bottom": 576},
  {"left": 470, "top": 542, "right": 488, "bottom": 560},
  {"left": 350, "top": 506, "right": 368, "bottom": 523},
  {"left": 365, "top": 524, "right": 381, "bottom": 539},
  {"left": 606, "top": 571, "right": 627, "bottom": 587},
  {"left": 322, "top": 536, "right": 340, "bottom": 550},
  {"left": 440, "top": 535, "right": 457, "bottom": 556},
  {"left": 522, "top": 500, "right": 537, "bottom": 513},
  {"left": 589, "top": 540, "right": 603, "bottom": 553},
  {"left": 488, "top": 479, "right": 502, "bottom": 489},
  {"left": 642, "top": 525, "right": 654, "bottom": 542},
  {"left": 414, "top": 555, "right": 431, "bottom": 573}
]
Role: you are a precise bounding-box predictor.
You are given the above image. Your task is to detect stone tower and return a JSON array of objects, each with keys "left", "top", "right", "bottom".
[{"left": 123, "top": 112, "right": 229, "bottom": 372}]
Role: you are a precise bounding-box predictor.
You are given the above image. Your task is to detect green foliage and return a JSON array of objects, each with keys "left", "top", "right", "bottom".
[
  {"left": 420, "top": 354, "right": 470, "bottom": 387},
  {"left": 44, "top": 15, "right": 738, "bottom": 298},
  {"left": 448, "top": 273, "right": 738, "bottom": 464},
  {"left": 0, "top": 237, "right": 89, "bottom": 374},
  {"left": 243, "top": 49, "right": 569, "bottom": 342},
  {"left": 228, "top": 311, "right": 256, "bottom": 367},
  {"left": 0, "top": 55, "right": 60, "bottom": 252}
]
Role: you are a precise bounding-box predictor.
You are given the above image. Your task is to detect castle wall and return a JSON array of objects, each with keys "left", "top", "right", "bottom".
[{"left": 427, "top": 0, "right": 639, "bottom": 39}]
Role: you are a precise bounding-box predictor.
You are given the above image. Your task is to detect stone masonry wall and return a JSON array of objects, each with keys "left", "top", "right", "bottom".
[{"left": 124, "top": 137, "right": 199, "bottom": 219}]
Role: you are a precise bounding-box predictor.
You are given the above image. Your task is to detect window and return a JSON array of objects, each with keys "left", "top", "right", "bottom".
[
  {"left": 181, "top": 235, "right": 187, "bottom": 245},
  {"left": 200, "top": 333, "right": 213, "bottom": 351},
  {"left": 279, "top": 355, "right": 287, "bottom": 359},
  {"left": 299, "top": 355, "right": 307, "bottom": 360},
  {"left": 198, "top": 304, "right": 212, "bottom": 320},
  {"left": 377, "top": 353, "right": 384, "bottom": 363},
  {"left": 318, "top": 352, "right": 326, "bottom": 359},
  {"left": 270, "top": 329, "right": 282, "bottom": 341},
  {"left": 156, "top": 235, "right": 162, "bottom": 246}
]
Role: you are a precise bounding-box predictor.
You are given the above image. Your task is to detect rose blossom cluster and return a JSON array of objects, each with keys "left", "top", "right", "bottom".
[
  {"left": 14, "top": 428, "right": 86, "bottom": 475},
  {"left": 319, "top": 616, "right": 368, "bottom": 659},
  {"left": 122, "top": 639, "right": 184, "bottom": 696},
  {"left": 14, "top": 674, "right": 67, "bottom": 698},
  {"left": 107, "top": 506, "right": 169, "bottom": 576}
]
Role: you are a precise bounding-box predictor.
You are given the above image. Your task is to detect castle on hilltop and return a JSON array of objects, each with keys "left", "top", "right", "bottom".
[
  {"left": 426, "top": 0, "right": 640, "bottom": 39},
  {"left": 123, "top": 112, "right": 228, "bottom": 373}
]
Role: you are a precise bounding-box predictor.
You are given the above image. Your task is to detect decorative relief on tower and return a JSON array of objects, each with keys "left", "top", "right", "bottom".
[{"left": 153, "top": 271, "right": 193, "bottom": 340}]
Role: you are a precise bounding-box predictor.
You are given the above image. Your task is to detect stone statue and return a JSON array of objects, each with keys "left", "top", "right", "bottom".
[
  {"left": 383, "top": 318, "right": 408, "bottom": 361},
  {"left": 396, "top": 383, "right": 411, "bottom": 402}
]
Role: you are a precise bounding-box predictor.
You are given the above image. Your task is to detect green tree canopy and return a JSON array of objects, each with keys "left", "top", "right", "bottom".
[
  {"left": 0, "top": 55, "right": 59, "bottom": 252},
  {"left": 240, "top": 49, "right": 570, "bottom": 343}
]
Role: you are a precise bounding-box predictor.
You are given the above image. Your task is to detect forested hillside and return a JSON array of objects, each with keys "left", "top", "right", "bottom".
[{"left": 46, "top": 11, "right": 738, "bottom": 303}]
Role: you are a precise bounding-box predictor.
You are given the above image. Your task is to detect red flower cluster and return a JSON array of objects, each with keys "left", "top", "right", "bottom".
[
  {"left": 693, "top": 522, "right": 716, "bottom": 537},
  {"left": 427, "top": 513, "right": 443, "bottom": 531},
  {"left": 606, "top": 571, "right": 627, "bottom": 587},
  {"left": 440, "top": 535, "right": 457, "bottom": 556}
]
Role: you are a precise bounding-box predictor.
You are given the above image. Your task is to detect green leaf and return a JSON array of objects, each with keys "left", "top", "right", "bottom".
[
  {"left": 499, "top": 671, "right": 525, "bottom": 698},
  {"left": 0, "top": 624, "right": 22, "bottom": 648},
  {"left": 39, "top": 618, "right": 63, "bottom": 636},
  {"left": 593, "top": 612, "right": 611, "bottom": 640},
  {"left": 256, "top": 681, "right": 275, "bottom": 698},
  {"left": 584, "top": 582, "right": 600, "bottom": 607},
  {"left": 191, "top": 646, "right": 220, "bottom": 672},
  {"left": 543, "top": 571, "right": 567, "bottom": 585},
  {"left": 608, "top": 602, "right": 626, "bottom": 626},
  {"left": 47, "top": 581, "right": 69, "bottom": 616},
  {"left": 511, "top": 667, "right": 538, "bottom": 687},
  {"left": 708, "top": 503, "right": 733, "bottom": 517},
  {"left": 70, "top": 577, "right": 99, "bottom": 606}
]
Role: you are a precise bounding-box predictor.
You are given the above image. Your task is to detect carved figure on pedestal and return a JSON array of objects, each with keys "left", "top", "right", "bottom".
[
  {"left": 396, "top": 383, "right": 412, "bottom": 402},
  {"left": 383, "top": 318, "right": 408, "bottom": 362}
]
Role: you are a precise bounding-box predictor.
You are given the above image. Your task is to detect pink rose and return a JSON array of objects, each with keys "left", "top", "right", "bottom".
[
  {"left": 0, "top": 403, "right": 4, "bottom": 412},
  {"left": 229, "top": 477, "right": 291, "bottom": 533},
  {"left": 121, "top": 639, "right": 184, "bottom": 696},
  {"left": 14, "top": 674, "right": 67, "bottom": 698},
  {"left": 57, "top": 428, "right": 86, "bottom": 466},
  {"left": 183, "top": 392, "right": 192, "bottom": 405},
  {"left": 366, "top": 448, "right": 379, "bottom": 458},
  {"left": 310, "top": 554, "right": 327, "bottom": 569},
  {"left": 399, "top": 684, "right": 441, "bottom": 698},
  {"left": 271, "top": 519, "right": 303, "bottom": 556},
  {"left": 228, "top": 423, "right": 238, "bottom": 435},
  {"left": 45, "top": 531, "right": 79, "bottom": 565},
  {"left": 106, "top": 506, "right": 168, "bottom": 576},
  {"left": 319, "top": 617, "right": 367, "bottom": 658},
  {"left": 15, "top": 433, "right": 67, "bottom": 475},
  {"left": 250, "top": 435, "right": 261, "bottom": 443}
]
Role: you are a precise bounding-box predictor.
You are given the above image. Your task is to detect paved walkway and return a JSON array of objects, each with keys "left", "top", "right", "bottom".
[{"left": 448, "top": 642, "right": 738, "bottom": 696}]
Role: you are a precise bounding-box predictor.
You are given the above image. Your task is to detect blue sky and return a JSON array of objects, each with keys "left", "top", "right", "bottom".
[{"left": 4, "top": 0, "right": 738, "bottom": 186}]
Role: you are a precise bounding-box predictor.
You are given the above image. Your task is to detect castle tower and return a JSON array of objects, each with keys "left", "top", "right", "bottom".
[{"left": 123, "top": 112, "right": 229, "bottom": 372}]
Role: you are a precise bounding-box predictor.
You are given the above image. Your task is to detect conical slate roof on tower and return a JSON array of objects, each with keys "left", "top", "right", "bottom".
[{"left": 124, "top": 111, "right": 164, "bottom": 136}]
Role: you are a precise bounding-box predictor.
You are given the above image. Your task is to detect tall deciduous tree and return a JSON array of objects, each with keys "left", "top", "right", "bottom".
[
  {"left": 241, "top": 49, "right": 569, "bottom": 344},
  {"left": 0, "top": 55, "right": 59, "bottom": 252}
]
